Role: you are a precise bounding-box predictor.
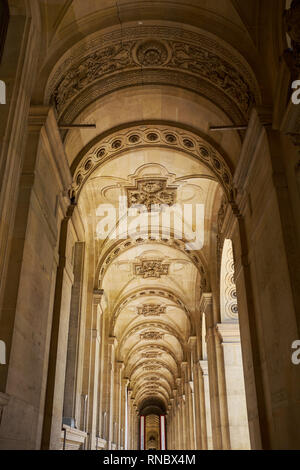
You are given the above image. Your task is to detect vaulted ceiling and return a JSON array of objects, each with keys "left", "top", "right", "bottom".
[{"left": 27, "top": 0, "right": 285, "bottom": 414}]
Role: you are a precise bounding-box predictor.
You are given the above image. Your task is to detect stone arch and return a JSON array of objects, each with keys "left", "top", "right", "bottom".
[
  {"left": 111, "top": 286, "right": 194, "bottom": 334},
  {"left": 71, "top": 123, "right": 234, "bottom": 201},
  {"left": 44, "top": 24, "right": 261, "bottom": 124},
  {"left": 97, "top": 234, "right": 207, "bottom": 290}
]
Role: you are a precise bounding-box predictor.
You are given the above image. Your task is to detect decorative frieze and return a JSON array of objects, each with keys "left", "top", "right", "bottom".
[{"left": 48, "top": 27, "right": 257, "bottom": 119}]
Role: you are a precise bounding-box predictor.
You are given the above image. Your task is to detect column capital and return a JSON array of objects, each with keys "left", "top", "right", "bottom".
[
  {"left": 176, "top": 377, "right": 182, "bottom": 387},
  {"left": 188, "top": 336, "right": 197, "bottom": 347},
  {"left": 122, "top": 377, "right": 129, "bottom": 387},
  {"left": 107, "top": 336, "right": 118, "bottom": 348},
  {"left": 28, "top": 106, "right": 51, "bottom": 132},
  {"left": 199, "top": 360, "right": 209, "bottom": 376},
  {"left": 93, "top": 289, "right": 104, "bottom": 306},
  {"left": 116, "top": 361, "right": 124, "bottom": 371},
  {"left": 216, "top": 323, "right": 240, "bottom": 343},
  {"left": 199, "top": 293, "right": 213, "bottom": 315}
]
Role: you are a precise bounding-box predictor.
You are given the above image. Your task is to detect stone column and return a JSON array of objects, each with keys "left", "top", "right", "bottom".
[
  {"left": 129, "top": 394, "right": 136, "bottom": 450},
  {"left": 63, "top": 242, "right": 86, "bottom": 429},
  {"left": 41, "top": 203, "right": 76, "bottom": 450},
  {"left": 0, "top": 3, "right": 40, "bottom": 313},
  {"left": 127, "top": 390, "right": 133, "bottom": 450},
  {"left": 198, "top": 361, "right": 211, "bottom": 449},
  {"left": 167, "top": 404, "right": 172, "bottom": 449},
  {"left": 232, "top": 107, "right": 300, "bottom": 449},
  {"left": 86, "top": 290, "right": 103, "bottom": 449},
  {"left": 217, "top": 323, "right": 250, "bottom": 449},
  {"left": 120, "top": 378, "right": 128, "bottom": 449},
  {"left": 134, "top": 405, "right": 139, "bottom": 450},
  {"left": 0, "top": 107, "right": 72, "bottom": 450},
  {"left": 188, "top": 338, "right": 198, "bottom": 449},
  {"left": 182, "top": 362, "right": 194, "bottom": 449},
  {"left": 114, "top": 362, "right": 124, "bottom": 449},
  {"left": 106, "top": 337, "right": 117, "bottom": 449},
  {"left": 214, "top": 327, "right": 231, "bottom": 449},
  {"left": 173, "top": 389, "right": 180, "bottom": 449},
  {"left": 190, "top": 338, "right": 203, "bottom": 449},
  {"left": 176, "top": 377, "right": 186, "bottom": 450},
  {"left": 201, "top": 294, "right": 223, "bottom": 449}
]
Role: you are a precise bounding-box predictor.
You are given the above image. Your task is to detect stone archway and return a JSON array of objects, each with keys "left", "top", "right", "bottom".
[{"left": 0, "top": 0, "right": 299, "bottom": 453}]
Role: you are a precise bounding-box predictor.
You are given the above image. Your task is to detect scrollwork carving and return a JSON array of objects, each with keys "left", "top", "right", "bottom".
[{"left": 47, "top": 26, "right": 258, "bottom": 118}]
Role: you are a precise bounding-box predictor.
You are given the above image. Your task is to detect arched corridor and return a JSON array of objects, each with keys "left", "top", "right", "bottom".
[{"left": 0, "top": 0, "right": 300, "bottom": 451}]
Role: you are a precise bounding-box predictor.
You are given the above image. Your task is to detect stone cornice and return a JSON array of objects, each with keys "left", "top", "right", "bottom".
[
  {"left": 216, "top": 322, "right": 240, "bottom": 343},
  {"left": 199, "top": 360, "right": 209, "bottom": 375},
  {"left": 93, "top": 288, "right": 104, "bottom": 306},
  {"left": 199, "top": 292, "right": 213, "bottom": 315}
]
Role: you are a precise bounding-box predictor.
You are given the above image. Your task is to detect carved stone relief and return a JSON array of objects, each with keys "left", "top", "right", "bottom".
[
  {"left": 127, "top": 178, "right": 177, "bottom": 211},
  {"left": 138, "top": 304, "right": 167, "bottom": 317},
  {"left": 134, "top": 260, "right": 169, "bottom": 278},
  {"left": 47, "top": 26, "right": 258, "bottom": 119},
  {"left": 140, "top": 331, "right": 164, "bottom": 341}
]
